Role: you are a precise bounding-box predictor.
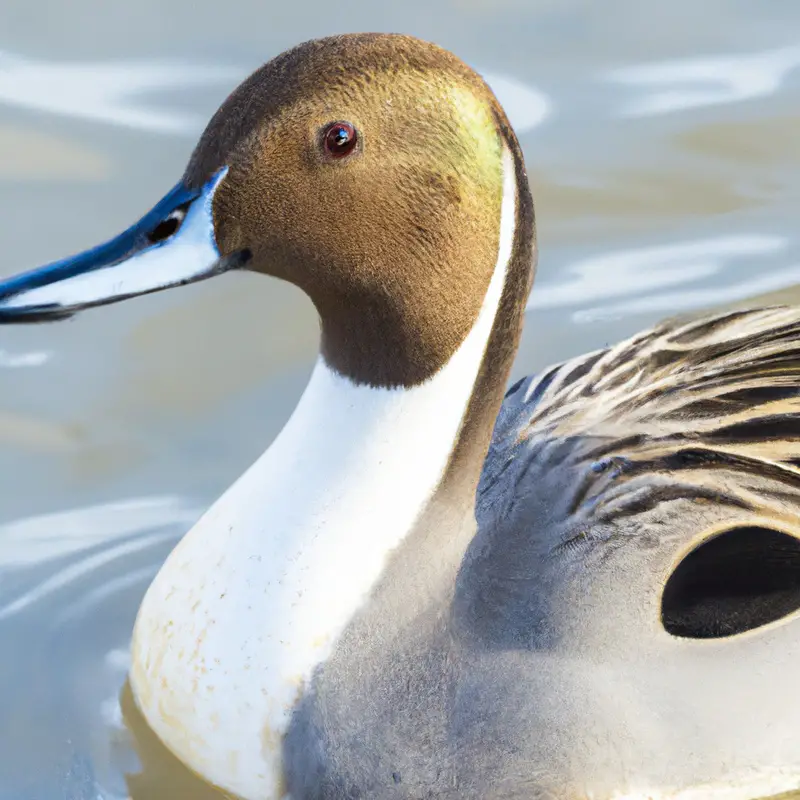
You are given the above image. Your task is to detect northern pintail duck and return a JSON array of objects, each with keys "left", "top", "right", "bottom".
[{"left": 2, "top": 33, "right": 800, "bottom": 800}]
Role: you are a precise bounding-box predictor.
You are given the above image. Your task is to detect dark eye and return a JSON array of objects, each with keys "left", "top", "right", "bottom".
[
  {"left": 148, "top": 206, "right": 188, "bottom": 244},
  {"left": 321, "top": 121, "right": 358, "bottom": 159}
]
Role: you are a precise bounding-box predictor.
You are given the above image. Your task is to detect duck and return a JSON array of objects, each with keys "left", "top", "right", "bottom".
[{"left": 1, "top": 31, "right": 800, "bottom": 800}]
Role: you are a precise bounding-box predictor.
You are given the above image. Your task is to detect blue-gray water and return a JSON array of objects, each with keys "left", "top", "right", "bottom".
[{"left": 1, "top": 1, "right": 800, "bottom": 797}]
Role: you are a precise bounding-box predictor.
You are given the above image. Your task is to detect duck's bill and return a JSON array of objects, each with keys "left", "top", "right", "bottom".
[{"left": 0, "top": 168, "right": 245, "bottom": 323}]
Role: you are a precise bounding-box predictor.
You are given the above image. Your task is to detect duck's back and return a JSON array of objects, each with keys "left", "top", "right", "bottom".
[
  {"left": 472, "top": 305, "right": 800, "bottom": 639},
  {"left": 452, "top": 305, "right": 800, "bottom": 798}
]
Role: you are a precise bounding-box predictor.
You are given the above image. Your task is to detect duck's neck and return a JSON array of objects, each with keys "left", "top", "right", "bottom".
[{"left": 130, "top": 139, "right": 534, "bottom": 799}]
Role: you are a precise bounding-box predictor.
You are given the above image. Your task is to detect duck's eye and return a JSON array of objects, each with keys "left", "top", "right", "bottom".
[
  {"left": 148, "top": 206, "right": 188, "bottom": 244},
  {"left": 321, "top": 121, "right": 358, "bottom": 159}
]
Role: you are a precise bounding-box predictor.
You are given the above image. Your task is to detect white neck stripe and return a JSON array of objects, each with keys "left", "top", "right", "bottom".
[{"left": 130, "top": 145, "right": 517, "bottom": 800}]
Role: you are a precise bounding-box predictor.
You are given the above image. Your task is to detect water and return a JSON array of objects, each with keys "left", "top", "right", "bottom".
[{"left": 0, "top": 0, "right": 799, "bottom": 797}]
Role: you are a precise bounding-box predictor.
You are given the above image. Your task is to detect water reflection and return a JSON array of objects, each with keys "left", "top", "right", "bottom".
[
  {"left": 118, "top": 681, "right": 232, "bottom": 799},
  {"left": 0, "top": 497, "right": 197, "bottom": 620},
  {"left": 0, "top": 51, "right": 240, "bottom": 134},
  {"left": 0, "top": 51, "right": 551, "bottom": 137},
  {"left": 528, "top": 234, "right": 800, "bottom": 323},
  {"left": 0, "top": 348, "right": 49, "bottom": 368},
  {"left": 610, "top": 43, "right": 800, "bottom": 117},
  {"left": 480, "top": 70, "right": 551, "bottom": 133}
]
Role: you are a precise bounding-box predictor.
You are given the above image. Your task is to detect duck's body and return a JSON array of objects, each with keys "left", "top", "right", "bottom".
[
  {"left": 1, "top": 33, "right": 799, "bottom": 800},
  {"left": 286, "top": 307, "right": 800, "bottom": 800}
]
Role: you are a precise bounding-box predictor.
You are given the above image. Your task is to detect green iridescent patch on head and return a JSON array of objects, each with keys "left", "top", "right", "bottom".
[{"left": 446, "top": 83, "right": 504, "bottom": 193}]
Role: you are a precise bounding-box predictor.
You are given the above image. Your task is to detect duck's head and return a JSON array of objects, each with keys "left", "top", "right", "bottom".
[{"left": 0, "top": 33, "right": 533, "bottom": 389}]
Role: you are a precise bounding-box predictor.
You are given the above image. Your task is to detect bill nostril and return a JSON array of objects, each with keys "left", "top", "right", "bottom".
[{"left": 148, "top": 206, "right": 189, "bottom": 244}]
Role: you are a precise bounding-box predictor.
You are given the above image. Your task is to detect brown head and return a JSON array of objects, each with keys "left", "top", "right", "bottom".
[
  {"left": 190, "top": 33, "right": 532, "bottom": 387},
  {"left": 0, "top": 33, "right": 534, "bottom": 395}
]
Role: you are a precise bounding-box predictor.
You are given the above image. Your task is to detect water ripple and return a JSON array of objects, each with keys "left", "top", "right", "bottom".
[
  {"left": 0, "top": 348, "right": 50, "bottom": 368},
  {"left": 0, "top": 50, "right": 551, "bottom": 138},
  {"left": 481, "top": 70, "right": 551, "bottom": 133},
  {"left": 0, "top": 496, "right": 199, "bottom": 621},
  {"left": 0, "top": 495, "right": 197, "bottom": 567},
  {"left": 528, "top": 234, "right": 788, "bottom": 319},
  {"left": 0, "top": 51, "right": 240, "bottom": 134},
  {"left": 609, "top": 44, "right": 800, "bottom": 117}
]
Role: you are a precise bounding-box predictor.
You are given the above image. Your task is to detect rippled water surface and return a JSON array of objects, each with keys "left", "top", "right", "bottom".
[{"left": 1, "top": 0, "right": 800, "bottom": 797}]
